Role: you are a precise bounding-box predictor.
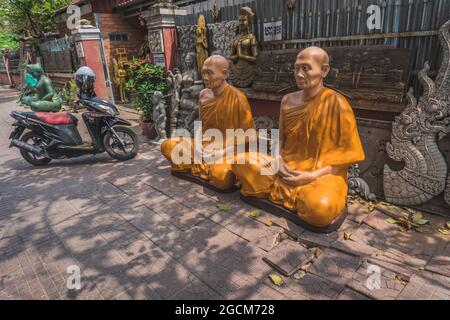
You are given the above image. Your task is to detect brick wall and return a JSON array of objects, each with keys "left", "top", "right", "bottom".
[
  {"left": 98, "top": 13, "right": 146, "bottom": 98},
  {"left": 0, "top": 71, "right": 19, "bottom": 87},
  {"left": 56, "top": 11, "right": 146, "bottom": 99}
]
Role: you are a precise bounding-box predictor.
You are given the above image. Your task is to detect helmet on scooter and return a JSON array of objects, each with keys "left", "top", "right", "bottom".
[{"left": 75, "top": 66, "right": 96, "bottom": 98}]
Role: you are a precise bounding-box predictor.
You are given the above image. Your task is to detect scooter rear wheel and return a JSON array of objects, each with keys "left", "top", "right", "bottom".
[
  {"left": 20, "top": 131, "right": 52, "bottom": 166},
  {"left": 103, "top": 126, "right": 139, "bottom": 161}
]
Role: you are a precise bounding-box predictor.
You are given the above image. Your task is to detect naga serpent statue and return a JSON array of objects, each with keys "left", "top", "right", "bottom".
[{"left": 383, "top": 20, "right": 450, "bottom": 206}]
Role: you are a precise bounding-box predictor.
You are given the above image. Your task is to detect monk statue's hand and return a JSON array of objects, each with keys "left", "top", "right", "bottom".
[
  {"left": 281, "top": 171, "right": 316, "bottom": 186},
  {"left": 277, "top": 159, "right": 295, "bottom": 178},
  {"left": 278, "top": 163, "right": 292, "bottom": 178}
]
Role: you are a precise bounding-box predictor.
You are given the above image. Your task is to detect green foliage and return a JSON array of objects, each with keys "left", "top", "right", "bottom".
[
  {"left": 0, "top": 0, "right": 72, "bottom": 39},
  {"left": 61, "top": 79, "right": 78, "bottom": 106},
  {"left": 0, "top": 33, "right": 19, "bottom": 50},
  {"left": 125, "top": 59, "right": 167, "bottom": 122}
]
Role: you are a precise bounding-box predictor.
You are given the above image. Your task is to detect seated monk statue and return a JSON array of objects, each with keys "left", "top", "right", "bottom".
[
  {"left": 161, "top": 55, "right": 256, "bottom": 191},
  {"left": 232, "top": 47, "right": 365, "bottom": 231},
  {"left": 20, "top": 63, "right": 62, "bottom": 112}
]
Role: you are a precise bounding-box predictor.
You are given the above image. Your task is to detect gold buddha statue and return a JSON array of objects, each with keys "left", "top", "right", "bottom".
[
  {"left": 229, "top": 6, "right": 258, "bottom": 88},
  {"left": 196, "top": 15, "right": 209, "bottom": 76}
]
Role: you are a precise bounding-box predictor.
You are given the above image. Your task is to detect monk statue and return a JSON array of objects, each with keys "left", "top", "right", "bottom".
[
  {"left": 20, "top": 63, "right": 62, "bottom": 112},
  {"left": 229, "top": 6, "right": 258, "bottom": 88},
  {"left": 232, "top": 47, "right": 365, "bottom": 232},
  {"left": 161, "top": 55, "right": 256, "bottom": 192}
]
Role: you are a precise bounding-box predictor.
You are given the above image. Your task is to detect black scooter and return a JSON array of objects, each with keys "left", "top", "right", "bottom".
[{"left": 9, "top": 67, "right": 139, "bottom": 166}]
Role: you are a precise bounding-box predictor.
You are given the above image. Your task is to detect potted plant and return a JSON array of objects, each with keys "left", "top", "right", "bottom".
[{"left": 125, "top": 59, "right": 167, "bottom": 139}]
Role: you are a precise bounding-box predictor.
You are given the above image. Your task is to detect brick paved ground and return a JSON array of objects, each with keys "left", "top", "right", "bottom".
[{"left": 0, "top": 86, "right": 449, "bottom": 300}]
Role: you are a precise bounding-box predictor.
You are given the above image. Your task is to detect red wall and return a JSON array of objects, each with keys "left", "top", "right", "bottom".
[{"left": 0, "top": 72, "right": 19, "bottom": 87}]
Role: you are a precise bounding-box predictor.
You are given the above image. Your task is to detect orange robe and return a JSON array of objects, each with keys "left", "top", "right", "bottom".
[
  {"left": 161, "top": 85, "right": 255, "bottom": 190},
  {"left": 232, "top": 88, "right": 365, "bottom": 227}
]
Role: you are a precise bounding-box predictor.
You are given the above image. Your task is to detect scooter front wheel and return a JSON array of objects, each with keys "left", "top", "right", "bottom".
[{"left": 103, "top": 126, "right": 139, "bottom": 161}]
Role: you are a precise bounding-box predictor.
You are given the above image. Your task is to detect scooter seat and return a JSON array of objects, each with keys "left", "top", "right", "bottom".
[{"left": 34, "top": 112, "right": 78, "bottom": 125}]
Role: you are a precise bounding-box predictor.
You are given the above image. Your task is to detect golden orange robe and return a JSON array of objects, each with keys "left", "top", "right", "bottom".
[
  {"left": 232, "top": 88, "right": 365, "bottom": 227},
  {"left": 161, "top": 85, "right": 255, "bottom": 190}
]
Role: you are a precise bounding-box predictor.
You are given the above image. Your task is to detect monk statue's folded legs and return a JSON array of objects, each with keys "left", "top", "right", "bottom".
[
  {"left": 161, "top": 137, "right": 236, "bottom": 191},
  {"left": 232, "top": 153, "right": 348, "bottom": 227}
]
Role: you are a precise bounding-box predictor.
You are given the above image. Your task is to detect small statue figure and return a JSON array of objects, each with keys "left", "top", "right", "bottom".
[
  {"left": 177, "top": 52, "right": 203, "bottom": 129},
  {"left": 229, "top": 7, "right": 258, "bottom": 88},
  {"left": 287, "top": 0, "right": 297, "bottom": 10},
  {"left": 167, "top": 68, "right": 183, "bottom": 137},
  {"left": 152, "top": 91, "right": 167, "bottom": 143},
  {"left": 183, "top": 80, "right": 204, "bottom": 131},
  {"left": 113, "top": 58, "right": 128, "bottom": 103},
  {"left": 113, "top": 48, "right": 130, "bottom": 102},
  {"left": 196, "top": 15, "right": 209, "bottom": 75},
  {"left": 182, "top": 52, "right": 199, "bottom": 83},
  {"left": 212, "top": 2, "right": 221, "bottom": 23},
  {"left": 75, "top": 19, "right": 96, "bottom": 29},
  {"left": 19, "top": 63, "right": 62, "bottom": 112}
]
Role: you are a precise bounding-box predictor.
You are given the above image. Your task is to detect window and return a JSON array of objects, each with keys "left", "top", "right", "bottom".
[{"left": 109, "top": 34, "right": 129, "bottom": 41}]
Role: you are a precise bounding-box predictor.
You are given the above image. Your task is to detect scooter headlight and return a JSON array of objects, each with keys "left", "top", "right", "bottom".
[{"left": 100, "top": 105, "right": 117, "bottom": 116}]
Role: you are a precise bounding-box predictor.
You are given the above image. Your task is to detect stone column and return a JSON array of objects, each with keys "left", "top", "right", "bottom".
[
  {"left": 71, "top": 26, "right": 110, "bottom": 100},
  {"left": 141, "top": 2, "right": 187, "bottom": 71}
]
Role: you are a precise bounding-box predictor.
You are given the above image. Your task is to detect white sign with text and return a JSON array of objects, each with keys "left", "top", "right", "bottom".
[{"left": 263, "top": 20, "right": 283, "bottom": 41}]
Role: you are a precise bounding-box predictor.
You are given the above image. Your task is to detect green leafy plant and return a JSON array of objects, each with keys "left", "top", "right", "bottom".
[
  {"left": 60, "top": 79, "right": 77, "bottom": 106},
  {"left": 0, "top": 0, "right": 72, "bottom": 40},
  {"left": 125, "top": 59, "right": 166, "bottom": 122}
]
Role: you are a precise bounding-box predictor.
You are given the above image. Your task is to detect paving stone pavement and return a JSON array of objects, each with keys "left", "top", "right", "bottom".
[{"left": 0, "top": 86, "right": 449, "bottom": 300}]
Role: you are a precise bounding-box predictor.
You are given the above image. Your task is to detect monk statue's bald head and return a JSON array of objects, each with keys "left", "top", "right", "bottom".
[
  {"left": 202, "top": 55, "right": 230, "bottom": 92},
  {"left": 294, "top": 46, "right": 331, "bottom": 91}
]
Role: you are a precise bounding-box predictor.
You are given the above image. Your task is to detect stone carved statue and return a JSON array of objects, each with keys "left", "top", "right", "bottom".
[
  {"left": 229, "top": 7, "right": 258, "bottom": 88},
  {"left": 152, "top": 91, "right": 167, "bottom": 142},
  {"left": 196, "top": 15, "right": 209, "bottom": 76},
  {"left": 75, "top": 19, "right": 96, "bottom": 29},
  {"left": 349, "top": 164, "right": 376, "bottom": 201},
  {"left": 176, "top": 25, "right": 196, "bottom": 55},
  {"left": 383, "top": 20, "right": 450, "bottom": 206},
  {"left": 177, "top": 52, "right": 203, "bottom": 131},
  {"left": 19, "top": 63, "right": 62, "bottom": 112},
  {"left": 167, "top": 68, "right": 183, "bottom": 137}
]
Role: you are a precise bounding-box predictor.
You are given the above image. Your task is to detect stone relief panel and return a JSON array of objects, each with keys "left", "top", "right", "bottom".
[
  {"left": 208, "top": 20, "right": 239, "bottom": 57},
  {"left": 383, "top": 20, "right": 450, "bottom": 209},
  {"left": 148, "top": 30, "right": 164, "bottom": 53}
]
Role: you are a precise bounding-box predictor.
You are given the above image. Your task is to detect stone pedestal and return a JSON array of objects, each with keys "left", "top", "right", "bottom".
[
  {"left": 141, "top": 3, "right": 187, "bottom": 71},
  {"left": 71, "top": 27, "right": 110, "bottom": 100}
]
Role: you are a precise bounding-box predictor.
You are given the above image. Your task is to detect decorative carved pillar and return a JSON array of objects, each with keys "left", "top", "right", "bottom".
[
  {"left": 71, "top": 26, "right": 110, "bottom": 100},
  {"left": 141, "top": 2, "right": 187, "bottom": 71}
]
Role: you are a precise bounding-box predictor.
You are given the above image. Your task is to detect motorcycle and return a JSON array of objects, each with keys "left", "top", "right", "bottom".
[{"left": 9, "top": 66, "right": 139, "bottom": 166}]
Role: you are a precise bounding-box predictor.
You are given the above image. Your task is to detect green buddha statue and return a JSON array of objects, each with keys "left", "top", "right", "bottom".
[{"left": 20, "top": 63, "right": 62, "bottom": 112}]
